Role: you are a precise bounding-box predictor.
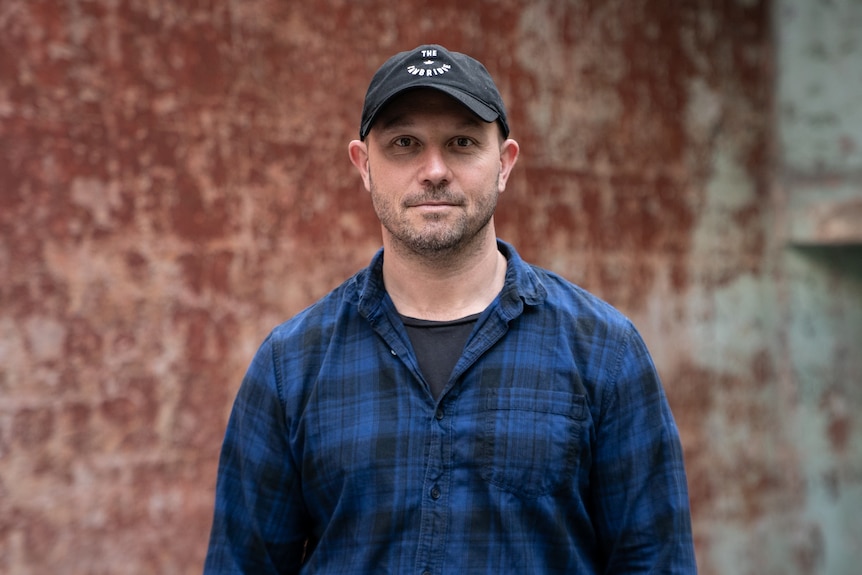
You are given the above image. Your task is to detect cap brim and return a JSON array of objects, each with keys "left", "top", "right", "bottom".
[{"left": 360, "top": 85, "right": 500, "bottom": 139}]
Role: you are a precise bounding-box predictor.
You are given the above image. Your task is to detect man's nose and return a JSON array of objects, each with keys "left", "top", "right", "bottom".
[{"left": 418, "top": 147, "right": 451, "bottom": 186}]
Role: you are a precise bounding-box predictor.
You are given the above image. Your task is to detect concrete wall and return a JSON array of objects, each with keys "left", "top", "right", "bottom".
[
  {"left": 770, "top": 1, "right": 862, "bottom": 573},
  {"left": 1, "top": 0, "right": 859, "bottom": 573}
]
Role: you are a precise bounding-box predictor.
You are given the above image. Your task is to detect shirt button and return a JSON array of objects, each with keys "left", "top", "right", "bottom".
[
  {"left": 430, "top": 485, "right": 441, "bottom": 500},
  {"left": 435, "top": 408, "right": 444, "bottom": 420}
]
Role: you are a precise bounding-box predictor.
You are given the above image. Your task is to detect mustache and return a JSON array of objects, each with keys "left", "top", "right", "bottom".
[{"left": 403, "top": 185, "right": 464, "bottom": 207}]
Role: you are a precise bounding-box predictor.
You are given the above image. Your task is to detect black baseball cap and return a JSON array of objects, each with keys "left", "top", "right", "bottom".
[{"left": 359, "top": 44, "right": 510, "bottom": 140}]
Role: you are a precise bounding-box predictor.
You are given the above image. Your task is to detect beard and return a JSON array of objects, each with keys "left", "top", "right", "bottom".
[{"left": 369, "top": 172, "right": 500, "bottom": 258}]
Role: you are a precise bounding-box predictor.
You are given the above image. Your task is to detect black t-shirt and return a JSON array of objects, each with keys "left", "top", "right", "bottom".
[{"left": 400, "top": 313, "right": 481, "bottom": 399}]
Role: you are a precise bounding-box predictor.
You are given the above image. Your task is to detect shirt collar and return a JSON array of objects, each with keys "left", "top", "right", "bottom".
[{"left": 353, "top": 239, "right": 548, "bottom": 321}]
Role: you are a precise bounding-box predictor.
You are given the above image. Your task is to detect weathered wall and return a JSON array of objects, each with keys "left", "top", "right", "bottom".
[
  {"left": 770, "top": 1, "right": 862, "bottom": 574},
  {"left": 0, "top": 0, "right": 859, "bottom": 573}
]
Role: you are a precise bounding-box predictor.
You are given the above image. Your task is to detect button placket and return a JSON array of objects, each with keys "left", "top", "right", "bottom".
[{"left": 414, "top": 402, "right": 450, "bottom": 573}]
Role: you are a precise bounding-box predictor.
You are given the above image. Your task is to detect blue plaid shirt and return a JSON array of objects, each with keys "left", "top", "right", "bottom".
[{"left": 204, "top": 240, "right": 696, "bottom": 574}]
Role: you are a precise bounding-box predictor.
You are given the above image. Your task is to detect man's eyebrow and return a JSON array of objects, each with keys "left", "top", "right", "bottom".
[
  {"left": 377, "top": 114, "right": 414, "bottom": 133},
  {"left": 455, "top": 116, "right": 485, "bottom": 130}
]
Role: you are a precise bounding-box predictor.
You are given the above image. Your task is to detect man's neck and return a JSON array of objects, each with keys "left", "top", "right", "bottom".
[{"left": 381, "top": 232, "right": 507, "bottom": 321}]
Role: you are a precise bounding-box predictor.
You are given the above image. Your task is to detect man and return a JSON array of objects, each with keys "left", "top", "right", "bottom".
[{"left": 204, "top": 44, "right": 697, "bottom": 574}]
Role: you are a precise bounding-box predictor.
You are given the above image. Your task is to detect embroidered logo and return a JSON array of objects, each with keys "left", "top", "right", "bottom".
[{"left": 406, "top": 49, "right": 451, "bottom": 77}]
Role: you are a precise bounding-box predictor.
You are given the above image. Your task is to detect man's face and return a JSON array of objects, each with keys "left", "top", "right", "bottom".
[{"left": 349, "top": 89, "right": 519, "bottom": 258}]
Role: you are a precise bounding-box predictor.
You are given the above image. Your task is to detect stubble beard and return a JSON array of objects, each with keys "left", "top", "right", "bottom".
[{"left": 369, "top": 173, "right": 500, "bottom": 260}]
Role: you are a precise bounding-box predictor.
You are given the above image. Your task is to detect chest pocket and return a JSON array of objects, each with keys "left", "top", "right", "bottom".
[{"left": 481, "top": 388, "right": 587, "bottom": 498}]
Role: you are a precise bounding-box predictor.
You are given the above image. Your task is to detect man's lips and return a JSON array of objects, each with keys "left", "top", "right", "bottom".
[
  {"left": 412, "top": 201, "right": 456, "bottom": 207},
  {"left": 407, "top": 202, "right": 461, "bottom": 216},
  {"left": 405, "top": 196, "right": 462, "bottom": 208}
]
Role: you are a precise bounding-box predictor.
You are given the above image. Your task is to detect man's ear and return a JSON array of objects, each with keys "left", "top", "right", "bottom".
[
  {"left": 348, "top": 140, "right": 371, "bottom": 192},
  {"left": 497, "top": 138, "right": 520, "bottom": 193}
]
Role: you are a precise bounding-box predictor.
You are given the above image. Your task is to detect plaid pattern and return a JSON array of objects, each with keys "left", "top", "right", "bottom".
[{"left": 204, "top": 241, "right": 697, "bottom": 574}]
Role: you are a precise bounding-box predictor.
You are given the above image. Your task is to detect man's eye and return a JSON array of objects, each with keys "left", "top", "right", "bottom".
[
  {"left": 394, "top": 137, "right": 413, "bottom": 147},
  {"left": 454, "top": 137, "right": 473, "bottom": 147}
]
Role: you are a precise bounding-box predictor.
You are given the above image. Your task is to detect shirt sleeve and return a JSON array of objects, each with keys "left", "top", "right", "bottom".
[
  {"left": 591, "top": 324, "right": 697, "bottom": 573},
  {"left": 203, "top": 334, "right": 309, "bottom": 574}
]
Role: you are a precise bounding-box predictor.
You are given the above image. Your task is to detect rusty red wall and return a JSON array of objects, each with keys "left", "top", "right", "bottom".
[{"left": 5, "top": 1, "right": 857, "bottom": 574}]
